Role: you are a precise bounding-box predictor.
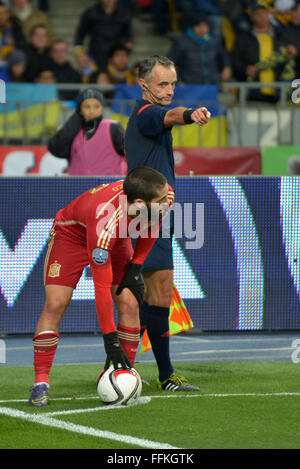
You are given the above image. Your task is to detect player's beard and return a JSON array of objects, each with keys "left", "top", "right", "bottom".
[
  {"left": 127, "top": 202, "right": 165, "bottom": 234},
  {"left": 145, "top": 202, "right": 165, "bottom": 225}
]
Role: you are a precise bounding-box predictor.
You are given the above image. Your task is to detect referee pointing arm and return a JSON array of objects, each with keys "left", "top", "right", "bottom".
[{"left": 124, "top": 55, "right": 211, "bottom": 392}]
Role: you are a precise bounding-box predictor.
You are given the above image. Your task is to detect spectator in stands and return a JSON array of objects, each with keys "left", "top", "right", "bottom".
[
  {"left": 48, "top": 87, "right": 126, "bottom": 176},
  {"left": 94, "top": 70, "right": 111, "bottom": 85},
  {"left": 231, "top": 2, "right": 283, "bottom": 102},
  {"left": 76, "top": 50, "right": 98, "bottom": 83},
  {"left": 262, "top": 0, "right": 295, "bottom": 29},
  {"left": 48, "top": 39, "right": 82, "bottom": 99},
  {"left": 74, "top": 0, "right": 133, "bottom": 72},
  {"left": 10, "top": 0, "right": 55, "bottom": 41},
  {"left": 94, "top": 44, "right": 136, "bottom": 85},
  {"left": 192, "top": 0, "right": 224, "bottom": 45},
  {"left": 237, "top": 2, "right": 300, "bottom": 86},
  {"left": 34, "top": 67, "right": 55, "bottom": 83},
  {"left": 250, "top": 43, "right": 297, "bottom": 83},
  {"left": 6, "top": 47, "right": 27, "bottom": 81},
  {"left": 48, "top": 39, "right": 81, "bottom": 83},
  {"left": 0, "top": 0, "right": 26, "bottom": 79},
  {"left": 128, "top": 61, "right": 140, "bottom": 84},
  {"left": 217, "top": 1, "right": 252, "bottom": 43},
  {"left": 24, "top": 23, "right": 52, "bottom": 81},
  {"left": 168, "top": 14, "right": 232, "bottom": 84},
  {"left": 277, "top": 1, "right": 300, "bottom": 75},
  {"left": 175, "top": 0, "right": 223, "bottom": 41}
]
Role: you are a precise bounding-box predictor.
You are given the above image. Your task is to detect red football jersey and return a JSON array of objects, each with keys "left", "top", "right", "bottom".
[
  {"left": 47, "top": 179, "right": 174, "bottom": 334},
  {"left": 53, "top": 179, "right": 174, "bottom": 266}
]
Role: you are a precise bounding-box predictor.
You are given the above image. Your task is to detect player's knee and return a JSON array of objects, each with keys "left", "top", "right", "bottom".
[
  {"left": 44, "top": 295, "right": 69, "bottom": 316},
  {"left": 120, "top": 295, "right": 139, "bottom": 316},
  {"left": 116, "top": 290, "right": 139, "bottom": 322}
]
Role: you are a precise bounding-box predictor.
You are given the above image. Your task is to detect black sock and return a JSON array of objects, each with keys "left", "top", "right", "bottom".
[{"left": 140, "top": 301, "right": 174, "bottom": 381}]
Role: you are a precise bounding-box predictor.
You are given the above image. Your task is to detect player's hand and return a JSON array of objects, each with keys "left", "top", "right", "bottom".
[
  {"left": 191, "top": 107, "right": 211, "bottom": 126},
  {"left": 116, "top": 262, "right": 144, "bottom": 307},
  {"left": 103, "top": 331, "right": 132, "bottom": 370}
]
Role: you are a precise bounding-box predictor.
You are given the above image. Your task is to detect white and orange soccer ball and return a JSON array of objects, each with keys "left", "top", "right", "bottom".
[{"left": 97, "top": 365, "right": 142, "bottom": 406}]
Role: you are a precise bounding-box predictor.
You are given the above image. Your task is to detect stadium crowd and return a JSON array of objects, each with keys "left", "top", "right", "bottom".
[{"left": 0, "top": 0, "right": 300, "bottom": 103}]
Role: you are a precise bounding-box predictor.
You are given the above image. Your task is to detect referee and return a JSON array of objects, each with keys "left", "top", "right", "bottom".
[{"left": 125, "top": 55, "right": 211, "bottom": 391}]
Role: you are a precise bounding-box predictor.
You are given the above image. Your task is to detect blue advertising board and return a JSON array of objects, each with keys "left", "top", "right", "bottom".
[{"left": 0, "top": 176, "right": 299, "bottom": 334}]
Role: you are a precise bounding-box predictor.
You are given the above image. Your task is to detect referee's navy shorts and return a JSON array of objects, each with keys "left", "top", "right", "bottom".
[{"left": 133, "top": 213, "right": 174, "bottom": 272}]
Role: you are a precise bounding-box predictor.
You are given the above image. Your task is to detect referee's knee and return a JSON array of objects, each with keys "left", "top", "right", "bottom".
[{"left": 145, "top": 284, "right": 173, "bottom": 308}]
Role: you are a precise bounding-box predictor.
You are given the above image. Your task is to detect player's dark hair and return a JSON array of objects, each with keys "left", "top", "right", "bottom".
[
  {"left": 138, "top": 55, "right": 175, "bottom": 82},
  {"left": 123, "top": 166, "right": 167, "bottom": 203}
]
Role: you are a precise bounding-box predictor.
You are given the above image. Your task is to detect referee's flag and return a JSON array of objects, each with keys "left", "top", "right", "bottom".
[{"left": 139, "top": 284, "right": 194, "bottom": 355}]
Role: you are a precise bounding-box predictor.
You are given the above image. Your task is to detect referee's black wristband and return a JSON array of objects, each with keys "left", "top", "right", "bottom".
[{"left": 183, "top": 108, "right": 196, "bottom": 124}]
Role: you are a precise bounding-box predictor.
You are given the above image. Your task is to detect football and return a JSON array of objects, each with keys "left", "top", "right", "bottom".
[{"left": 97, "top": 365, "right": 142, "bottom": 406}]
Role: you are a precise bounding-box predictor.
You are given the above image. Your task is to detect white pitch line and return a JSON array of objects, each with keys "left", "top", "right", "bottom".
[
  {"left": 150, "top": 392, "right": 300, "bottom": 398},
  {"left": 42, "top": 397, "right": 152, "bottom": 416},
  {"left": 1, "top": 391, "right": 299, "bottom": 406},
  {"left": 0, "top": 396, "right": 99, "bottom": 404},
  {"left": 4, "top": 392, "right": 299, "bottom": 449},
  {"left": 42, "top": 392, "right": 300, "bottom": 411},
  {"left": 179, "top": 346, "right": 293, "bottom": 355},
  {"left": 0, "top": 406, "right": 179, "bottom": 450}
]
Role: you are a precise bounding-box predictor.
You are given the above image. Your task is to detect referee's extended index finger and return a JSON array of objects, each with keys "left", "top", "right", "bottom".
[
  {"left": 199, "top": 107, "right": 211, "bottom": 118},
  {"left": 192, "top": 108, "right": 211, "bottom": 124}
]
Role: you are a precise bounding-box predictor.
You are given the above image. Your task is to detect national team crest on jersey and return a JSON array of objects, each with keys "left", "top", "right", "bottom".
[
  {"left": 92, "top": 248, "right": 109, "bottom": 265},
  {"left": 48, "top": 260, "right": 61, "bottom": 278}
]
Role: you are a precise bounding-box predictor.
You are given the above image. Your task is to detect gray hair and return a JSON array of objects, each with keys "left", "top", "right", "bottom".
[{"left": 138, "top": 55, "right": 175, "bottom": 82}]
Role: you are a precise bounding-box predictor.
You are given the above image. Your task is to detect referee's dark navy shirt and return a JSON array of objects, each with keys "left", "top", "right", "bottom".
[{"left": 124, "top": 99, "right": 175, "bottom": 190}]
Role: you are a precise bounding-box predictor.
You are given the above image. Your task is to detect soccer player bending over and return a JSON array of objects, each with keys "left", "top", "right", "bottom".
[{"left": 29, "top": 166, "right": 174, "bottom": 406}]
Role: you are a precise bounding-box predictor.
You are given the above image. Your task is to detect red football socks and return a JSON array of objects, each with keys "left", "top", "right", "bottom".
[
  {"left": 33, "top": 331, "right": 59, "bottom": 385},
  {"left": 117, "top": 323, "right": 141, "bottom": 366}
]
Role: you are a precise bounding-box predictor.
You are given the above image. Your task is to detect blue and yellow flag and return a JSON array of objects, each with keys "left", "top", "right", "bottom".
[{"left": 0, "top": 83, "right": 60, "bottom": 139}]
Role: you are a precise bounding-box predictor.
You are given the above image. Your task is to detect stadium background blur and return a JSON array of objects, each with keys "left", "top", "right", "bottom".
[{"left": 1, "top": 0, "right": 300, "bottom": 336}]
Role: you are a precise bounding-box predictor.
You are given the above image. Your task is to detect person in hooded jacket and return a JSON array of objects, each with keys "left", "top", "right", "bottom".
[{"left": 48, "top": 87, "right": 126, "bottom": 176}]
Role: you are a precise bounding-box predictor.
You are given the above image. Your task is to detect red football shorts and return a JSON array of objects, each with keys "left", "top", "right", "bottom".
[{"left": 44, "top": 227, "right": 133, "bottom": 289}]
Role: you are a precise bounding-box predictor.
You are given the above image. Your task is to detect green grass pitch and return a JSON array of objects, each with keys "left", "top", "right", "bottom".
[{"left": 0, "top": 361, "right": 299, "bottom": 449}]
